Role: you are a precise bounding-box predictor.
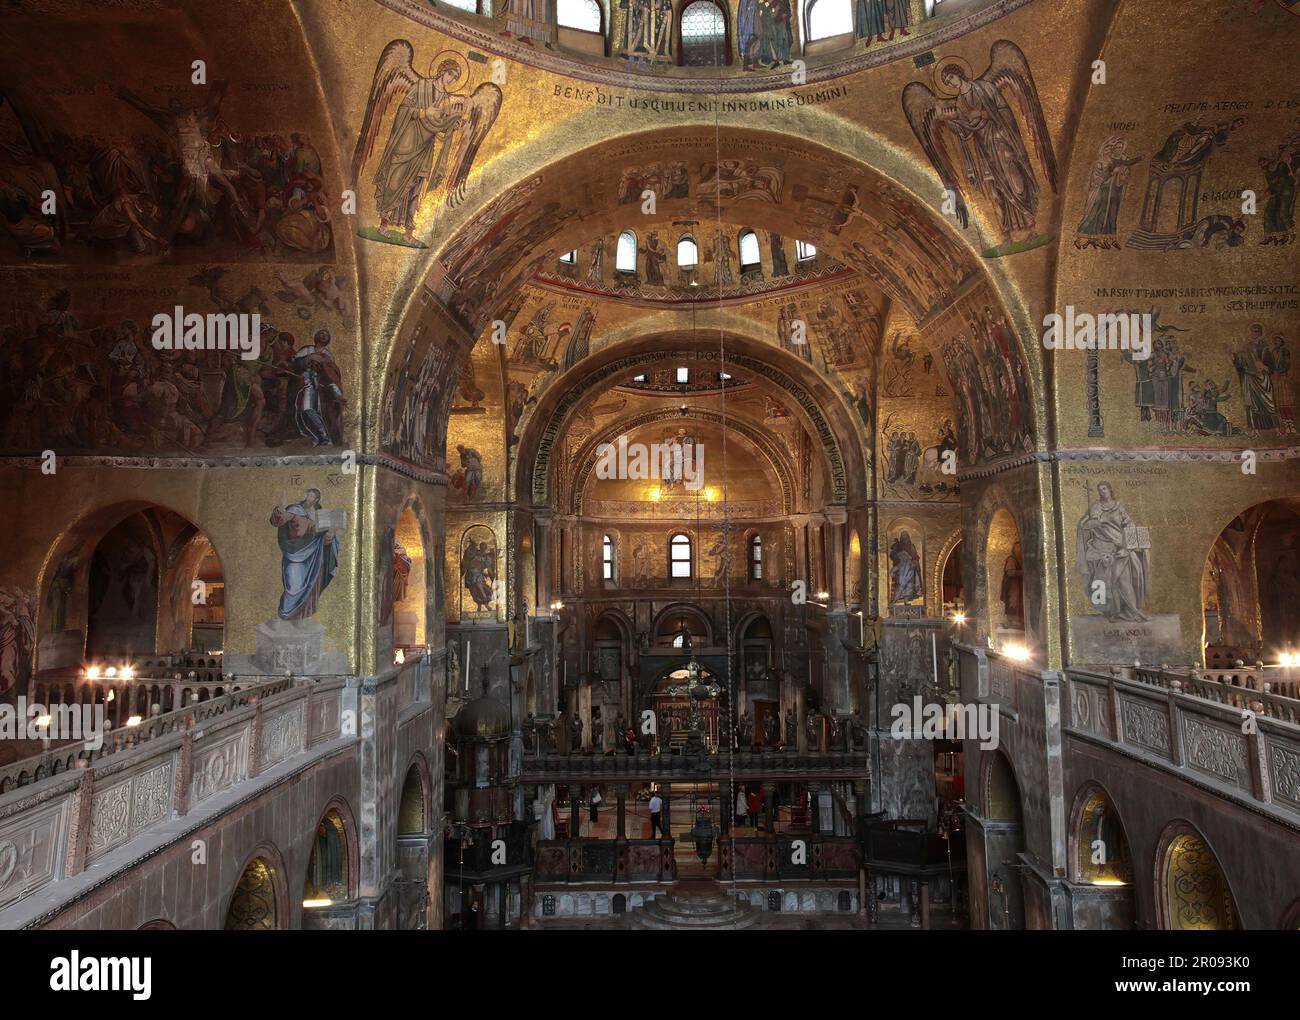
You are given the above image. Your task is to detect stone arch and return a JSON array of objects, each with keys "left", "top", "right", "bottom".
[
  {"left": 373, "top": 121, "right": 1042, "bottom": 489},
  {"left": 1197, "top": 497, "right": 1300, "bottom": 668},
  {"left": 568, "top": 406, "right": 797, "bottom": 515},
  {"left": 398, "top": 753, "right": 433, "bottom": 836},
  {"left": 35, "top": 500, "right": 227, "bottom": 673},
  {"left": 524, "top": 339, "right": 854, "bottom": 508},
  {"left": 982, "top": 749, "right": 1022, "bottom": 822},
  {"left": 652, "top": 602, "right": 714, "bottom": 646},
  {"left": 933, "top": 527, "right": 964, "bottom": 616},
  {"left": 1153, "top": 821, "right": 1239, "bottom": 931}
]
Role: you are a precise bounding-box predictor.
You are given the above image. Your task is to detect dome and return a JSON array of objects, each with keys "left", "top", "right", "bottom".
[{"left": 454, "top": 693, "right": 511, "bottom": 739}]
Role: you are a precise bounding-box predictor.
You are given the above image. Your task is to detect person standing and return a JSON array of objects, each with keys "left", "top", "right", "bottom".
[
  {"left": 746, "top": 788, "right": 761, "bottom": 829},
  {"left": 589, "top": 786, "right": 602, "bottom": 830},
  {"left": 649, "top": 790, "right": 664, "bottom": 838},
  {"left": 735, "top": 785, "right": 748, "bottom": 826}
]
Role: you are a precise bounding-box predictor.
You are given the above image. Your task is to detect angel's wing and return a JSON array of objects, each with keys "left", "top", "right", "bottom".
[
  {"left": 901, "top": 81, "right": 970, "bottom": 229},
  {"left": 982, "top": 39, "right": 1058, "bottom": 192},
  {"left": 443, "top": 82, "right": 503, "bottom": 208},
  {"left": 350, "top": 40, "right": 420, "bottom": 185}
]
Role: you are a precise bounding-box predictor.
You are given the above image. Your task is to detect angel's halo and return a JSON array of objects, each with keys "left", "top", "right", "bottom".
[
  {"left": 931, "top": 55, "right": 974, "bottom": 96},
  {"left": 428, "top": 50, "right": 471, "bottom": 88}
]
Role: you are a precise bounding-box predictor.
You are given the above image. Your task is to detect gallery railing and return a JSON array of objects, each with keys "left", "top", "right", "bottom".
[
  {"left": 521, "top": 748, "right": 870, "bottom": 781},
  {"left": 1127, "top": 664, "right": 1300, "bottom": 723},
  {"left": 1065, "top": 666, "right": 1300, "bottom": 819},
  {"left": 534, "top": 838, "right": 677, "bottom": 883},
  {"left": 860, "top": 819, "right": 965, "bottom": 876},
  {"left": 0, "top": 675, "right": 347, "bottom": 915},
  {"left": 0, "top": 676, "right": 296, "bottom": 794},
  {"left": 720, "top": 834, "right": 859, "bottom": 881},
  {"left": 27, "top": 672, "right": 276, "bottom": 729}
]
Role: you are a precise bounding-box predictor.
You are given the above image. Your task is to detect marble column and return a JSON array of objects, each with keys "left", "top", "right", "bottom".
[{"left": 824, "top": 506, "right": 847, "bottom": 612}]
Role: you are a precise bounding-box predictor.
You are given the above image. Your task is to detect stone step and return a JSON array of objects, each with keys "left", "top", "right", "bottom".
[
  {"left": 626, "top": 889, "right": 759, "bottom": 929},
  {"left": 643, "top": 895, "right": 749, "bottom": 919}
]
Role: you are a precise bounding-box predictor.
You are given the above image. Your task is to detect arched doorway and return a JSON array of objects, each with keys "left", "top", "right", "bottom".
[
  {"left": 303, "top": 807, "right": 353, "bottom": 910},
  {"left": 77, "top": 505, "right": 225, "bottom": 663},
  {"left": 397, "top": 760, "right": 434, "bottom": 930},
  {"left": 1070, "top": 785, "right": 1135, "bottom": 928},
  {"left": 86, "top": 512, "right": 160, "bottom": 659},
  {"left": 982, "top": 751, "right": 1025, "bottom": 930},
  {"left": 224, "top": 853, "right": 284, "bottom": 931},
  {"left": 985, "top": 509, "right": 1024, "bottom": 645},
  {"left": 1156, "top": 826, "right": 1238, "bottom": 930},
  {"left": 381, "top": 505, "right": 426, "bottom": 658},
  {"left": 1201, "top": 500, "right": 1300, "bottom": 667}
]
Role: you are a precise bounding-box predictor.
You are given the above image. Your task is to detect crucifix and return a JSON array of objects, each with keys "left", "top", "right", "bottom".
[{"left": 664, "top": 659, "right": 720, "bottom": 751}]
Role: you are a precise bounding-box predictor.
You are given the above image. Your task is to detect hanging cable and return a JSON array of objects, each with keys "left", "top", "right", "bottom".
[{"left": 708, "top": 53, "right": 739, "bottom": 903}]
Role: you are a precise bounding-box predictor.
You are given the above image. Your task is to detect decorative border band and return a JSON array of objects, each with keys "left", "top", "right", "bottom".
[
  {"left": 0, "top": 452, "right": 450, "bottom": 486},
  {"left": 377, "top": 0, "right": 1031, "bottom": 95},
  {"left": 957, "top": 446, "right": 1300, "bottom": 482}
]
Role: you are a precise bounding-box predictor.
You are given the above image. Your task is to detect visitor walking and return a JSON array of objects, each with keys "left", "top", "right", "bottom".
[{"left": 649, "top": 790, "right": 664, "bottom": 838}]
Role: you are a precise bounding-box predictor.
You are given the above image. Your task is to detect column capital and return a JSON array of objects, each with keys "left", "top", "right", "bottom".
[
  {"left": 532, "top": 507, "right": 554, "bottom": 528},
  {"left": 823, "top": 505, "right": 849, "bottom": 526}
]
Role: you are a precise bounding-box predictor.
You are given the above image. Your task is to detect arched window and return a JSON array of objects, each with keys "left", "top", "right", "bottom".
[
  {"left": 807, "top": 0, "right": 852, "bottom": 40},
  {"left": 559, "top": 249, "right": 577, "bottom": 264},
  {"left": 616, "top": 230, "right": 638, "bottom": 273},
  {"left": 680, "top": 1, "right": 727, "bottom": 67},
  {"left": 440, "top": 0, "right": 482, "bottom": 12},
  {"left": 796, "top": 240, "right": 817, "bottom": 261},
  {"left": 304, "top": 810, "right": 351, "bottom": 906},
  {"left": 748, "top": 534, "right": 763, "bottom": 580},
  {"left": 602, "top": 534, "right": 615, "bottom": 580},
  {"left": 675, "top": 366, "right": 690, "bottom": 384},
  {"left": 558, "top": 0, "right": 602, "bottom": 32},
  {"left": 677, "top": 234, "right": 699, "bottom": 267},
  {"left": 738, "top": 229, "right": 761, "bottom": 270},
  {"left": 670, "top": 533, "right": 693, "bottom": 578}
]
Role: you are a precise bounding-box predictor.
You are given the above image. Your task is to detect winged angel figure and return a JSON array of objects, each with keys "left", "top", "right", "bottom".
[
  {"left": 352, "top": 41, "right": 502, "bottom": 244},
  {"left": 902, "top": 41, "right": 1058, "bottom": 255}
]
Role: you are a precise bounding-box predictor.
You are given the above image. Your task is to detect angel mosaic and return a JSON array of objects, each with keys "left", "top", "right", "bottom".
[
  {"left": 352, "top": 43, "right": 503, "bottom": 247},
  {"left": 902, "top": 41, "right": 1058, "bottom": 258}
]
